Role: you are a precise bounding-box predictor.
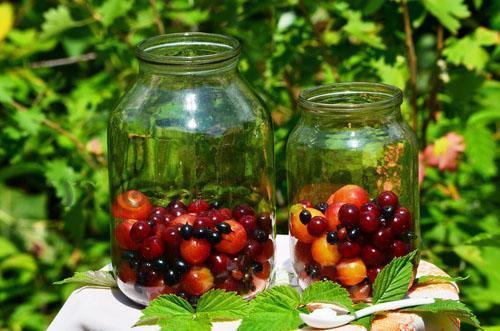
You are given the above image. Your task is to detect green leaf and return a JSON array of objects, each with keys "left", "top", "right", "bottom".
[
  {"left": 301, "top": 281, "right": 353, "bottom": 311},
  {"left": 41, "top": 5, "right": 77, "bottom": 38},
  {"left": 137, "top": 294, "right": 194, "bottom": 326},
  {"left": 13, "top": 108, "right": 45, "bottom": 135},
  {"left": 422, "top": 0, "right": 470, "bottom": 34},
  {"left": 351, "top": 315, "right": 373, "bottom": 329},
  {"left": 464, "top": 233, "right": 500, "bottom": 247},
  {"left": 417, "top": 275, "right": 469, "bottom": 285},
  {"left": 372, "top": 250, "right": 417, "bottom": 304},
  {"left": 98, "top": 0, "right": 134, "bottom": 27},
  {"left": 158, "top": 317, "right": 211, "bottom": 331},
  {"left": 464, "top": 124, "right": 496, "bottom": 178},
  {"left": 401, "top": 299, "right": 481, "bottom": 328},
  {"left": 238, "top": 286, "right": 302, "bottom": 331},
  {"left": 196, "top": 289, "right": 249, "bottom": 321},
  {"left": 54, "top": 270, "right": 117, "bottom": 287},
  {"left": 443, "top": 36, "right": 490, "bottom": 71},
  {"left": 342, "top": 10, "right": 385, "bottom": 49},
  {"left": 44, "top": 159, "right": 80, "bottom": 208}
]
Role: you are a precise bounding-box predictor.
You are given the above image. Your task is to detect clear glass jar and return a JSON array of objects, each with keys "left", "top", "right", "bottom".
[
  {"left": 108, "top": 33, "right": 275, "bottom": 305},
  {"left": 287, "top": 82, "right": 419, "bottom": 301}
]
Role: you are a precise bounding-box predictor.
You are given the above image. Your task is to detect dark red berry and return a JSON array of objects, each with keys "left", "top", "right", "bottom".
[
  {"left": 152, "top": 258, "right": 168, "bottom": 271},
  {"left": 219, "top": 208, "right": 232, "bottom": 220},
  {"left": 362, "top": 245, "right": 385, "bottom": 266},
  {"left": 130, "top": 221, "right": 151, "bottom": 243},
  {"left": 391, "top": 240, "right": 409, "bottom": 257},
  {"left": 359, "top": 212, "right": 379, "bottom": 233},
  {"left": 244, "top": 240, "right": 263, "bottom": 259},
  {"left": 300, "top": 199, "right": 313, "bottom": 208},
  {"left": 240, "top": 215, "right": 257, "bottom": 233},
  {"left": 337, "top": 226, "right": 347, "bottom": 241},
  {"left": 209, "top": 201, "right": 220, "bottom": 209},
  {"left": 254, "top": 229, "right": 267, "bottom": 243},
  {"left": 305, "top": 264, "right": 320, "bottom": 278},
  {"left": 232, "top": 204, "right": 255, "bottom": 220},
  {"left": 377, "top": 191, "right": 398, "bottom": 208},
  {"left": 206, "top": 209, "right": 225, "bottom": 224},
  {"left": 188, "top": 199, "right": 210, "bottom": 213},
  {"left": 394, "top": 207, "right": 412, "bottom": 223},
  {"left": 338, "top": 240, "right": 361, "bottom": 258},
  {"left": 163, "top": 225, "right": 181, "bottom": 246},
  {"left": 299, "top": 209, "right": 312, "bottom": 225},
  {"left": 140, "top": 237, "right": 165, "bottom": 260},
  {"left": 167, "top": 199, "right": 186, "bottom": 212},
  {"left": 347, "top": 227, "right": 361, "bottom": 241},
  {"left": 338, "top": 204, "right": 360, "bottom": 227},
  {"left": 256, "top": 212, "right": 272, "bottom": 233},
  {"left": 391, "top": 214, "right": 410, "bottom": 235},
  {"left": 193, "top": 216, "right": 214, "bottom": 229},
  {"left": 152, "top": 206, "right": 167, "bottom": 215},
  {"left": 171, "top": 208, "right": 186, "bottom": 217},
  {"left": 314, "top": 202, "right": 328, "bottom": 214},
  {"left": 307, "top": 216, "right": 327, "bottom": 237},
  {"left": 210, "top": 254, "right": 229, "bottom": 274},
  {"left": 360, "top": 202, "right": 380, "bottom": 217},
  {"left": 367, "top": 266, "right": 383, "bottom": 283},
  {"left": 373, "top": 228, "right": 394, "bottom": 250}
]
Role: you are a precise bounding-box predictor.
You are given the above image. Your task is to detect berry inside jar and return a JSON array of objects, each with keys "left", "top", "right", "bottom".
[
  {"left": 290, "top": 184, "right": 417, "bottom": 301},
  {"left": 112, "top": 190, "right": 274, "bottom": 305}
]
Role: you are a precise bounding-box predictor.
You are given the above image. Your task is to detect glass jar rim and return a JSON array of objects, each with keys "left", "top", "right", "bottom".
[
  {"left": 135, "top": 32, "right": 241, "bottom": 66},
  {"left": 299, "top": 82, "right": 403, "bottom": 114}
]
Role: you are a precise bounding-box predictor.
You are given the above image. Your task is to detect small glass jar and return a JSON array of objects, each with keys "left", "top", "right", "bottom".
[
  {"left": 287, "top": 82, "right": 419, "bottom": 301},
  {"left": 108, "top": 33, "right": 275, "bottom": 305}
]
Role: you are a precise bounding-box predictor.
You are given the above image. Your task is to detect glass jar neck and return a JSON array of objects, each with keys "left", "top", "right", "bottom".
[
  {"left": 135, "top": 32, "right": 241, "bottom": 76},
  {"left": 298, "top": 82, "right": 403, "bottom": 126}
]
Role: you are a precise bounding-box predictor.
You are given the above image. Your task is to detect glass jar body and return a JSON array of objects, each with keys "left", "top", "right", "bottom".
[
  {"left": 287, "top": 83, "right": 419, "bottom": 301},
  {"left": 108, "top": 39, "right": 275, "bottom": 305}
]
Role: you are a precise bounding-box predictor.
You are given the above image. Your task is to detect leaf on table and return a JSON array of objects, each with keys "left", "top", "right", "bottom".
[
  {"left": 371, "top": 250, "right": 417, "bottom": 304},
  {"left": 158, "top": 317, "right": 211, "bottom": 331},
  {"left": 41, "top": 5, "right": 77, "bottom": 39},
  {"left": 238, "top": 286, "right": 302, "bottom": 331},
  {"left": 422, "top": 0, "right": 470, "bottom": 34},
  {"left": 417, "top": 275, "right": 468, "bottom": 285},
  {"left": 53, "top": 270, "right": 116, "bottom": 287},
  {"left": 351, "top": 315, "right": 373, "bottom": 330},
  {"left": 98, "top": 0, "right": 134, "bottom": 27},
  {"left": 196, "top": 289, "right": 249, "bottom": 321},
  {"left": 401, "top": 299, "right": 481, "bottom": 328},
  {"left": 136, "top": 294, "right": 194, "bottom": 326},
  {"left": 301, "top": 280, "right": 353, "bottom": 311}
]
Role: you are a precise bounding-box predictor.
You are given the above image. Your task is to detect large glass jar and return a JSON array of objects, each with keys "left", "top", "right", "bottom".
[
  {"left": 287, "top": 82, "right": 419, "bottom": 301},
  {"left": 108, "top": 33, "right": 275, "bottom": 305}
]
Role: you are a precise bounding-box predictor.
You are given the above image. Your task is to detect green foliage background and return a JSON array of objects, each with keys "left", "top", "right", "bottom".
[{"left": 0, "top": 0, "right": 498, "bottom": 329}]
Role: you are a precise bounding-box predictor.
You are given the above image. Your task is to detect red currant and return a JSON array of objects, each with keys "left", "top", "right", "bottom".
[
  {"left": 162, "top": 225, "right": 181, "bottom": 246},
  {"left": 338, "top": 204, "right": 360, "bottom": 227},
  {"left": 209, "top": 253, "right": 229, "bottom": 274},
  {"left": 232, "top": 204, "right": 255, "bottom": 220},
  {"left": 240, "top": 215, "right": 257, "bottom": 233},
  {"left": 377, "top": 191, "right": 398, "bottom": 208},
  {"left": 361, "top": 245, "right": 385, "bottom": 266},
  {"left": 373, "top": 227, "right": 394, "bottom": 250},
  {"left": 338, "top": 240, "right": 361, "bottom": 258},
  {"left": 359, "top": 212, "right": 379, "bottom": 233},
  {"left": 307, "top": 216, "right": 327, "bottom": 237},
  {"left": 115, "top": 219, "right": 139, "bottom": 250},
  {"left": 391, "top": 240, "right": 409, "bottom": 257},
  {"left": 130, "top": 221, "right": 151, "bottom": 243},
  {"left": 140, "top": 237, "right": 164, "bottom": 260},
  {"left": 391, "top": 214, "right": 410, "bottom": 234},
  {"left": 367, "top": 266, "right": 383, "bottom": 283},
  {"left": 243, "top": 239, "right": 263, "bottom": 259}
]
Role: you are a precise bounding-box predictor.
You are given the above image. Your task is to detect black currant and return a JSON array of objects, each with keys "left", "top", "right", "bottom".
[
  {"left": 216, "top": 222, "right": 232, "bottom": 234},
  {"left": 326, "top": 231, "right": 338, "bottom": 244},
  {"left": 180, "top": 224, "right": 193, "bottom": 240},
  {"left": 299, "top": 209, "right": 312, "bottom": 225},
  {"left": 314, "top": 202, "right": 328, "bottom": 214}
]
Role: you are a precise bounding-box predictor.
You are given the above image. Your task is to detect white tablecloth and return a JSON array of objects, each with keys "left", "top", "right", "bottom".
[{"left": 48, "top": 235, "right": 459, "bottom": 331}]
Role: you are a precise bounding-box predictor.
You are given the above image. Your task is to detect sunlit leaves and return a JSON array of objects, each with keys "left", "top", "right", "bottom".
[
  {"left": 341, "top": 10, "right": 385, "bottom": 49},
  {"left": 422, "top": 0, "right": 470, "bottom": 34},
  {"left": 98, "top": 0, "right": 134, "bottom": 27},
  {"left": 41, "top": 6, "right": 77, "bottom": 39}
]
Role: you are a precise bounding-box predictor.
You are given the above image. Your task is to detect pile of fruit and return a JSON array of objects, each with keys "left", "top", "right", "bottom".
[
  {"left": 112, "top": 190, "right": 274, "bottom": 304},
  {"left": 290, "top": 184, "right": 416, "bottom": 300}
]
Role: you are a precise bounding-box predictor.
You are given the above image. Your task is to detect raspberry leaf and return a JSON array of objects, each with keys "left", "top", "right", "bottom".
[
  {"left": 136, "top": 295, "right": 194, "bottom": 326},
  {"left": 401, "top": 299, "right": 481, "bottom": 328},
  {"left": 158, "top": 317, "right": 211, "bottom": 331},
  {"left": 371, "top": 250, "right": 417, "bottom": 304},
  {"left": 196, "top": 289, "right": 249, "bottom": 321},
  {"left": 53, "top": 270, "right": 116, "bottom": 288},
  {"left": 301, "top": 280, "right": 353, "bottom": 311}
]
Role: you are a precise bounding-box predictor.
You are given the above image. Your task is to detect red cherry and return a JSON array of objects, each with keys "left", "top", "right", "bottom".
[
  {"left": 162, "top": 225, "right": 181, "bottom": 246},
  {"left": 327, "top": 185, "right": 369, "bottom": 208},
  {"left": 140, "top": 237, "right": 165, "bottom": 260},
  {"left": 359, "top": 212, "right": 379, "bottom": 233},
  {"left": 240, "top": 215, "right": 257, "bottom": 233},
  {"left": 180, "top": 238, "right": 211, "bottom": 265},
  {"left": 391, "top": 240, "right": 409, "bottom": 257},
  {"left": 188, "top": 199, "right": 210, "bottom": 213},
  {"left": 112, "top": 190, "right": 152, "bottom": 221},
  {"left": 181, "top": 266, "right": 214, "bottom": 296},
  {"left": 373, "top": 228, "right": 394, "bottom": 250},
  {"left": 151, "top": 206, "right": 167, "bottom": 217},
  {"left": 307, "top": 216, "right": 327, "bottom": 237},
  {"left": 215, "top": 220, "right": 247, "bottom": 254},
  {"left": 244, "top": 239, "right": 263, "bottom": 259},
  {"left": 361, "top": 245, "right": 386, "bottom": 266},
  {"left": 325, "top": 202, "right": 343, "bottom": 231},
  {"left": 394, "top": 207, "right": 411, "bottom": 221},
  {"left": 367, "top": 266, "right": 383, "bottom": 283},
  {"left": 130, "top": 221, "right": 151, "bottom": 243},
  {"left": 167, "top": 199, "right": 186, "bottom": 212},
  {"left": 256, "top": 239, "right": 274, "bottom": 263},
  {"left": 232, "top": 204, "right": 255, "bottom": 220},
  {"left": 377, "top": 191, "right": 398, "bottom": 208},
  {"left": 338, "top": 240, "right": 361, "bottom": 258},
  {"left": 115, "top": 219, "right": 139, "bottom": 250},
  {"left": 210, "top": 254, "right": 229, "bottom": 274},
  {"left": 152, "top": 222, "right": 167, "bottom": 239},
  {"left": 338, "top": 204, "right": 360, "bottom": 227}
]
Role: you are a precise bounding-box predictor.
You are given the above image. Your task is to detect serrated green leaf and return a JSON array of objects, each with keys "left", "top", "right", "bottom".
[
  {"left": 137, "top": 294, "right": 194, "bottom": 326},
  {"left": 301, "top": 281, "right": 353, "bottom": 311},
  {"left": 238, "top": 286, "right": 302, "bottom": 331},
  {"left": 158, "top": 316, "right": 211, "bottom": 331},
  {"left": 372, "top": 250, "right": 417, "bottom": 304},
  {"left": 444, "top": 36, "right": 490, "bottom": 71},
  {"left": 417, "top": 275, "right": 469, "bottom": 285},
  {"left": 401, "top": 299, "right": 481, "bottom": 328},
  {"left": 53, "top": 270, "right": 116, "bottom": 287},
  {"left": 464, "top": 124, "right": 496, "bottom": 178},
  {"left": 342, "top": 10, "right": 385, "bottom": 49},
  {"left": 196, "top": 289, "right": 249, "bottom": 321},
  {"left": 98, "top": 0, "right": 134, "bottom": 27},
  {"left": 422, "top": 0, "right": 470, "bottom": 34},
  {"left": 351, "top": 315, "right": 373, "bottom": 330},
  {"left": 41, "top": 6, "right": 77, "bottom": 39}
]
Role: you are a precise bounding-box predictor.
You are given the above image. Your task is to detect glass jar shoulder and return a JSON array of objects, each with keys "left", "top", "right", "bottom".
[{"left": 109, "top": 74, "right": 269, "bottom": 137}]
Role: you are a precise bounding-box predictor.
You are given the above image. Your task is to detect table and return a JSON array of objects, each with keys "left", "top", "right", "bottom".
[{"left": 48, "top": 235, "right": 460, "bottom": 331}]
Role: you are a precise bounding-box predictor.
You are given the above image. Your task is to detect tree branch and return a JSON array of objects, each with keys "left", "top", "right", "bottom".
[
  {"left": 149, "top": 0, "right": 165, "bottom": 34},
  {"left": 401, "top": 0, "right": 418, "bottom": 131},
  {"left": 31, "top": 53, "right": 97, "bottom": 68}
]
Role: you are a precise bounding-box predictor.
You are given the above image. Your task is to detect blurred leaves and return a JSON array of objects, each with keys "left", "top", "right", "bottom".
[
  {"left": 422, "top": 0, "right": 470, "bottom": 34},
  {"left": 41, "top": 5, "right": 78, "bottom": 39}
]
